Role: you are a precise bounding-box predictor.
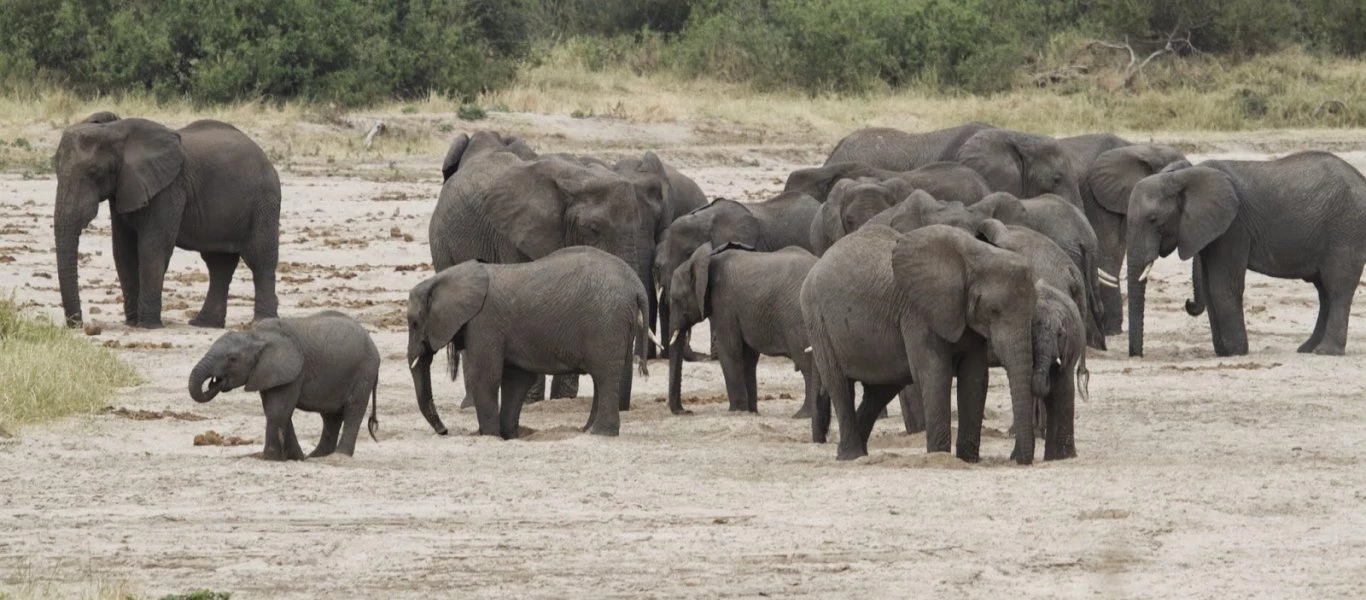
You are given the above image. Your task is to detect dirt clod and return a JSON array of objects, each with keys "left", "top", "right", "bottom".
[{"left": 194, "top": 430, "right": 254, "bottom": 446}]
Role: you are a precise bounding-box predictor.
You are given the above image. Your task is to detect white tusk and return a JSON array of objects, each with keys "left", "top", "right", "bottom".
[
  {"left": 1078, "top": 369, "right": 1091, "bottom": 403},
  {"left": 804, "top": 346, "right": 814, "bottom": 354},
  {"left": 1097, "top": 269, "right": 1118, "bottom": 284},
  {"left": 1099, "top": 277, "right": 1119, "bottom": 289},
  {"left": 409, "top": 356, "right": 420, "bottom": 370},
  {"left": 669, "top": 331, "right": 681, "bottom": 346},
  {"left": 645, "top": 327, "right": 664, "bottom": 350},
  {"left": 1138, "top": 263, "right": 1153, "bottom": 282}
]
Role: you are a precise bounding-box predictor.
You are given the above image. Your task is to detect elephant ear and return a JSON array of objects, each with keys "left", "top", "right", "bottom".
[
  {"left": 420, "top": 262, "right": 490, "bottom": 351},
  {"left": 972, "top": 192, "right": 1027, "bottom": 224},
  {"left": 499, "top": 133, "right": 537, "bottom": 160},
  {"left": 957, "top": 130, "right": 1024, "bottom": 196},
  {"left": 1175, "top": 168, "right": 1239, "bottom": 260},
  {"left": 975, "top": 218, "right": 1010, "bottom": 247},
  {"left": 113, "top": 119, "right": 183, "bottom": 214},
  {"left": 880, "top": 177, "right": 916, "bottom": 204},
  {"left": 243, "top": 326, "right": 304, "bottom": 392},
  {"left": 688, "top": 243, "right": 715, "bottom": 318},
  {"left": 481, "top": 160, "right": 592, "bottom": 259},
  {"left": 891, "top": 226, "right": 969, "bottom": 342},
  {"left": 708, "top": 199, "right": 761, "bottom": 247},
  {"left": 441, "top": 133, "right": 471, "bottom": 182},
  {"left": 825, "top": 179, "right": 858, "bottom": 238},
  {"left": 1088, "top": 145, "right": 1187, "bottom": 214},
  {"left": 888, "top": 190, "right": 938, "bottom": 232}
]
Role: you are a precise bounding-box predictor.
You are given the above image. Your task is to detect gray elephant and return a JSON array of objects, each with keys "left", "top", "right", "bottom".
[
  {"left": 441, "top": 130, "right": 537, "bottom": 182},
  {"left": 1080, "top": 143, "right": 1189, "bottom": 334},
  {"left": 430, "top": 134, "right": 640, "bottom": 401},
  {"left": 665, "top": 242, "right": 818, "bottom": 417},
  {"left": 54, "top": 113, "right": 280, "bottom": 329},
  {"left": 1023, "top": 281, "right": 1084, "bottom": 460},
  {"left": 406, "top": 247, "right": 653, "bottom": 439},
  {"left": 824, "top": 122, "right": 995, "bottom": 171},
  {"left": 1126, "top": 151, "right": 1366, "bottom": 357},
  {"left": 785, "top": 160, "right": 990, "bottom": 205},
  {"left": 802, "top": 225, "right": 1040, "bottom": 464},
  {"left": 188, "top": 311, "right": 379, "bottom": 461},
  {"left": 956, "top": 128, "right": 1084, "bottom": 209},
  {"left": 808, "top": 177, "right": 915, "bottom": 255}
]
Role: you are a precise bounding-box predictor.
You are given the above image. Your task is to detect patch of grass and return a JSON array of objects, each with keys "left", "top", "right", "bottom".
[
  {"left": 0, "top": 298, "right": 140, "bottom": 431},
  {"left": 457, "top": 103, "right": 487, "bottom": 121}
]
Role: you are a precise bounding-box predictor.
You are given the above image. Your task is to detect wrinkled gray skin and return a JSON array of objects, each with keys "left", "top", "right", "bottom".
[
  {"left": 666, "top": 242, "right": 819, "bottom": 417},
  {"left": 809, "top": 177, "right": 915, "bottom": 255},
  {"left": 785, "top": 160, "right": 991, "bottom": 205},
  {"left": 188, "top": 311, "right": 379, "bottom": 461},
  {"left": 802, "top": 225, "right": 1039, "bottom": 464},
  {"left": 1074, "top": 141, "right": 1189, "bottom": 334},
  {"left": 1126, "top": 152, "right": 1366, "bottom": 357},
  {"left": 956, "top": 129, "right": 1084, "bottom": 210},
  {"left": 431, "top": 131, "right": 640, "bottom": 402},
  {"left": 54, "top": 113, "right": 280, "bottom": 330},
  {"left": 612, "top": 152, "right": 708, "bottom": 358},
  {"left": 407, "top": 247, "right": 650, "bottom": 439},
  {"left": 654, "top": 192, "right": 820, "bottom": 358},
  {"left": 1020, "top": 281, "right": 1083, "bottom": 460},
  {"left": 824, "top": 122, "right": 995, "bottom": 171}
]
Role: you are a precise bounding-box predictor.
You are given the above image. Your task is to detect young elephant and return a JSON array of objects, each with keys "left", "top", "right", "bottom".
[
  {"left": 666, "top": 242, "right": 819, "bottom": 417},
  {"left": 1025, "top": 281, "right": 1084, "bottom": 461},
  {"left": 188, "top": 311, "right": 380, "bottom": 461},
  {"left": 407, "top": 247, "right": 653, "bottom": 439}
]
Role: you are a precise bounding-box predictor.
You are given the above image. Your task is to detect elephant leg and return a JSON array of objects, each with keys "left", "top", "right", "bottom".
[
  {"left": 1096, "top": 215, "right": 1126, "bottom": 336},
  {"left": 908, "top": 345, "right": 953, "bottom": 455},
  {"left": 1204, "top": 247, "right": 1250, "bottom": 356},
  {"left": 715, "top": 334, "right": 749, "bottom": 412},
  {"left": 954, "top": 347, "right": 989, "bottom": 463},
  {"left": 334, "top": 387, "right": 369, "bottom": 456},
  {"left": 261, "top": 389, "right": 304, "bottom": 461},
  {"left": 792, "top": 361, "right": 817, "bottom": 419},
  {"left": 585, "top": 365, "right": 626, "bottom": 437},
  {"left": 463, "top": 350, "right": 503, "bottom": 437},
  {"left": 500, "top": 367, "right": 537, "bottom": 439},
  {"left": 830, "top": 376, "right": 865, "bottom": 460},
  {"left": 311, "top": 413, "right": 343, "bottom": 458},
  {"left": 1299, "top": 277, "right": 1330, "bottom": 353},
  {"left": 241, "top": 243, "right": 279, "bottom": 321},
  {"left": 191, "top": 252, "right": 238, "bottom": 328},
  {"left": 524, "top": 376, "right": 547, "bottom": 405},
  {"left": 855, "top": 384, "right": 900, "bottom": 445},
  {"left": 646, "top": 287, "right": 659, "bottom": 360},
  {"left": 742, "top": 344, "right": 760, "bottom": 413},
  {"left": 898, "top": 385, "right": 925, "bottom": 434},
  {"left": 1043, "top": 372, "right": 1077, "bottom": 461},
  {"left": 110, "top": 218, "right": 141, "bottom": 325},
  {"left": 549, "top": 375, "right": 579, "bottom": 400},
  {"left": 1311, "top": 259, "right": 1363, "bottom": 356},
  {"left": 133, "top": 234, "right": 176, "bottom": 329},
  {"left": 812, "top": 380, "right": 840, "bottom": 444}
]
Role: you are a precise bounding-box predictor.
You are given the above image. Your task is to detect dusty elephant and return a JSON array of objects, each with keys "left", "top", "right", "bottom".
[{"left": 188, "top": 311, "right": 379, "bottom": 461}]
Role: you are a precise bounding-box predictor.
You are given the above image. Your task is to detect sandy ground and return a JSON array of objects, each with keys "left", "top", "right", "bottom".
[{"left": 1, "top": 119, "right": 1365, "bottom": 599}]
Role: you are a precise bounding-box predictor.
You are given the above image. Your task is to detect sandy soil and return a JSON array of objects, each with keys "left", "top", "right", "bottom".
[{"left": 1, "top": 119, "right": 1364, "bottom": 599}]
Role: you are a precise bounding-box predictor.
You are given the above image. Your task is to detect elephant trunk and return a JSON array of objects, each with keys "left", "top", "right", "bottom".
[
  {"left": 1185, "top": 255, "right": 1206, "bottom": 316},
  {"left": 410, "top": 352, "right": 448, "bottom": 435},
  {"left": 667, "top": 328, "right": 689, "bottom": 415},
  {"left": 995, "top": 330, "right": 1036, "bottom": 465},
  {"left": 188, "top": 353, "right": 223, "bottom": 403},
  {"left": 1127, "top": 236, "right": 1160, "bottom": 357},
  {"left": 54, "top": 181, "right": 98, "bottom": 328}
]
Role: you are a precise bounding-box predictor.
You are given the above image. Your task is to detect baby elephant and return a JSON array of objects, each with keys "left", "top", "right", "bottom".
[
  {"left": 666, "top": 242, "right": 819, "bottom": 417},
  {"left": 407, "top": 246, "right": 654, "bottom": 439},
  {"left": 188, "top": 311, "right": 380, "bottom": 461}
]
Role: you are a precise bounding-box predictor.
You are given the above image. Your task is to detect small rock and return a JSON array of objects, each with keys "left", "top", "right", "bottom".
[{"left": 83, "top": 322, "right": 103, "bottom": 336}]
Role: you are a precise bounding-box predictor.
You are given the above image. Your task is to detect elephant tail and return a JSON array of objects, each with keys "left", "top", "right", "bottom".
[
  {"left": 635, "top": 292, "right": 653, "bottom": 377},
  {"left": 366, "top": 381, "right": 380, "bottom": 443},
  {"left": 1185, "top": 255, "right": 1206, "bottom": 316},
  {"left": 1076, "top": 350, "right": 1090, "bottom": 404}
]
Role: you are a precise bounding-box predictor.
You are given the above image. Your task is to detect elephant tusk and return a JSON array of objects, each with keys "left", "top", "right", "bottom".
[
  {"left": 804, "top": 346, "right": 813, "bottom": 354},
  {"left": 409, "top": 356, "right": 420, "bottom": 370},
  {"left": 1099, "top": 277, "right": 1119, "bottom": 289},
  {"left": 669, "top": 331, "right": 681, "bottom": 346},
  {"left": 1078, "top": 369, "right": 1091, "bottom": 403},
  {"left": 1097, "top": 269, "right": 1118, "bottom": 284},
  {"left": 1138, "top": 263, "right": 1153, "bottom": 282},
  {"left": 645, "top": 327, "right": 664, "bottom": 350}
]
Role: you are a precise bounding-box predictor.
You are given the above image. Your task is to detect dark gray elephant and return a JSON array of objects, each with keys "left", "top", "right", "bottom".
[
  {"left": 54, "top": 113, "right": 280, "bottom": 329},
  {"left": 407, "top": 247, "right": 653, "bottom": 439},
  {"left": 441, "top": 130, "right": 536, "bottom": 182},
  {"left": 612, "top": 152, "right": 709, "bottom": 357},
  {"left": 430, "top": 134, "right": 640, "bottom": 401},
  {"left": 785, "top": 160, "right": 990, "bottom": 205},
  {"left": 808, "top": 177, "right": 916, "bottom": 255},
  {"left": 824, "top": 122, "right": 995, "bottom": 171},
  {"left": 1022, "top": 281, "right": 1083, "bottom": 460},
  {"left": 1081, "top": 143, "right": 1189, "bottom": 334},
  {"left": 802, "top": 225, "right": 1041, "bottom": 464},
  {"left": 188, "top": 311, "right": 379, "bottom": 461},
  {"left": 1126, "top": 152, "right": 1366, "bottom": 357},
  {"left": 956, "top": 129, "right": 1084, "bottom": 210},
  {"left": 665, "top": 242, "right": 818, "bottom": 417}
]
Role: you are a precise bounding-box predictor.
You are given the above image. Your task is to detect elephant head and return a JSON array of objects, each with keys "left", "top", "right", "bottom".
[
  {"left": 898, "top": 162, "right": 992, "bottom": 206},
  {"left": 1086, "top": 144, "right": 1189, "bottom": 218},
  {"left": 441, "top": 130, "right": 536, "bottom": 182},
  {"left": 654, "top": 199, "right": 757, "bottom": 300},
  {"left": 886, "top": 191, "right": 984, "bottom": 233},
  {"left": 890, "top": 225, "right": 1039, "bottom": 463},
  {"left": 54, "top": 115, "right": 184, "bottom": 327},
  {"left": 784, "top": 161, "right": 884, "bottom": 201},
  {"left": 664, "top": 241, "right": 739, "bottom": 414},
  {"left": 813, "top": 178, "right": 914, "bottom": 252},
  {"left": 188, "top": 322, "right": 303, "bottom": 403},
  {"left": 1125, "top": 166, "right": 1239, "bottom": 357},
  {"left": 957, "top": 129, "right": 1083, "bottom": 209},
  {"left": 406, "top": 261, "right": 492, "bottom": 435},
  {"left": 1029, "top": 280, "right": 1082, "bottom": 460}
]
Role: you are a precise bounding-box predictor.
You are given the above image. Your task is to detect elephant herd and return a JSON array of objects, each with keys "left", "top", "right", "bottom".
[{"left": 50, "top": 113, "right": 1366, "bottom": 465}]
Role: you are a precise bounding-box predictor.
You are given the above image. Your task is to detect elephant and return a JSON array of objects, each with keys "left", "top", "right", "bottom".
[
  {"left": 430, "top": 134, "right": 640, "bottom": 401},
  {"left": 956, "top": 128, "right": 1084, "bottom": 210},
  {"left": 1126, "top": 151, "right": 1366, "bottom": 357},
  {"left": 1080, "top": 143, "right": 1189, "bottom": 334},
  {"left": 802, "top": 225, "right": 1040, "bottom": 464},
  {"left": 654, "top": 192, "right": 820, "bottom": 359},
  {"left": 784, "top": 160, "right": 990, "bottom": 205},
  {"left": 188, "top": 311, "right": 379, "bottom": 461},
  {"left": 824, "top": 122, "right": 995, "bottom": 171},
  {"left": 54, "top": 113, "right": 280, "bottom": 330},
  {"left": 665, "top": 242, "right": 819, "bottom": 417},
  {"left": 1022, "top": 281, "right": 1084, "bottom": 460},
  {"left": 809, "top": 177, "right": 915, "bottom": 255},
  {"left": 611, "top": 152, "right": 709, "bottom": 357},
  {"left": 406, "top": 247, "right": 653, "bottom": 439},
  {"left": 441, "top": 130, "right": 537, "bottom": 182}
]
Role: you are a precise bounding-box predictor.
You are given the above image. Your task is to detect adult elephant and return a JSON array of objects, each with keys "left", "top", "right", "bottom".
[
  {"left": 612, "top": 152, "right": 708, "bottom": 357},
  {"left": 785, "top": 161, "right": 990, "bottom": 205},
  {"left": 54, "top": 113, "right": 279, "bottom": 329},
  {"left": 429, "top": 134, "right": 640, "bottom": 399},
  {"left": 956, "top": 129, "right": 1084, "bottom": 209},
  {"left": 802, "top": 225, "right": 1041, "bottom": 463},
  {"left": 1126, "top": 152, "right": 1366, "bottom": 357},
  {"left": 824, "top": 123, "right": 995, "bottom": 171},
  {"left": 1081, "top": 144, "right": 1189, "bottom": 334}
]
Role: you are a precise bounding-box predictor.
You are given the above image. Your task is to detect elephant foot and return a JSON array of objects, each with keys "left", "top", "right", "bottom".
[
  {"left": 134, "top": 319, "right": 165, "bottom": 330},
  {"left": 1313, "top": 344, "right": 1346, "bottom": 356},
  {"left": 459, "top": 396, "right": 475, "bottom": 409},
  {"left": 189, "top": 315, "right": 226, "bottom": 328},
  {"left": 670, "top": 407, "right": 693, "bottom": 416},
  {"left": 791, "top": 406, "right": 812, "bottom": 419},
  {"left": 835, "top": 445, "right": 867, "bottom": 461},
  {"left": 308, "top": 448, "right": 335, "bottom": 459},
  {"left": 1009, "top": 445, "right": 1035, "bottom": 466},
  {"left": 681, "top": 348, "right": 712, "bottom": 362},
  {"left": 587, "top": 422, "right": 620, "bottom": 437}
]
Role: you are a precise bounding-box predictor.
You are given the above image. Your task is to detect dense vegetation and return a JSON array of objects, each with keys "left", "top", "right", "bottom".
[{"left": 0, "top": 0, "right": 1362, "bottom": 105}]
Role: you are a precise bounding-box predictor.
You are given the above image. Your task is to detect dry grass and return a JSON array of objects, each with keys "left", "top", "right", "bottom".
[{"left": 0, "top": 299, "right": 140, "bottom": 432}]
